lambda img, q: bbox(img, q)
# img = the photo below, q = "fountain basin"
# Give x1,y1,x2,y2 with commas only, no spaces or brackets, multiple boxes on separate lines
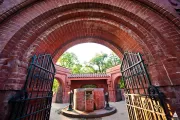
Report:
61,106,116,118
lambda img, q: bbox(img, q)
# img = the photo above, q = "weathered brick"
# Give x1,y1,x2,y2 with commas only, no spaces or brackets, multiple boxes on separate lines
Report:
0,0,180,119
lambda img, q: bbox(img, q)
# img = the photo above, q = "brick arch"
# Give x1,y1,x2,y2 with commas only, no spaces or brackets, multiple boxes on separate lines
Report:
52,37,124,62
0,2,178,66
0,1,179,61
114,76,122,101
17,12,179,88
109,70,122,96
113,75,122,88
23,18,144,62
54,76,66,97
54,77,65,89
0,1,179,28
0,1,180,119
53,77,65,103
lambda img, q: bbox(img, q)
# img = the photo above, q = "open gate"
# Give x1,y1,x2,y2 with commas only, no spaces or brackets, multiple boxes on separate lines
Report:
9,54,56,120
121,52,171,120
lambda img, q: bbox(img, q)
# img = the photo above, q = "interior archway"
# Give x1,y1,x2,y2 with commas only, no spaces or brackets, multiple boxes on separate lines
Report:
114,76,122,102
52,37,124,61
52,78,63,103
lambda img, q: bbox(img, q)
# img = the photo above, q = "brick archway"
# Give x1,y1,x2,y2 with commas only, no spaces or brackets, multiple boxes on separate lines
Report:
114,76,123,101
55,65,71,103
0,0,180,119
52,37,124,62
52,78,63,103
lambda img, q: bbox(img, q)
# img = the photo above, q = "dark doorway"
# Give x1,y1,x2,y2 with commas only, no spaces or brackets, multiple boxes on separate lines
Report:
115,84,122,101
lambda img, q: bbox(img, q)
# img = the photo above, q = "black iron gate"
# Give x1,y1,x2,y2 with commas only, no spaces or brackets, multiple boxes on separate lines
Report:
9,54,56,120
121,52,171,120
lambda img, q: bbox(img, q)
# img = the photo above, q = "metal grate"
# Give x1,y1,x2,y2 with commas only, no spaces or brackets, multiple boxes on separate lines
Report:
9,54,56,120
121,52,171,120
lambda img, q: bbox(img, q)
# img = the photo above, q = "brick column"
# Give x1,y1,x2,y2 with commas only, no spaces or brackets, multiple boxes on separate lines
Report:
63,87,70,103
148,59,180,117
107,78,116,102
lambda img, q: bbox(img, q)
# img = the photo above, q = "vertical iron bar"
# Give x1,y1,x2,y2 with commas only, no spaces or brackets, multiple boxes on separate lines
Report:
138,53,151,86
121,52,170,120
129,53,140,94
9,54,56,120
24,56,36,90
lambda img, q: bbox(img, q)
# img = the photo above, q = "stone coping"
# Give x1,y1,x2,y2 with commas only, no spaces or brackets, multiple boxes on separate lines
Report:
60,106,117,118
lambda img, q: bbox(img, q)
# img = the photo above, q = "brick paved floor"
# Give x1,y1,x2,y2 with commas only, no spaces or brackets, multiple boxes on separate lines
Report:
50,101,129,120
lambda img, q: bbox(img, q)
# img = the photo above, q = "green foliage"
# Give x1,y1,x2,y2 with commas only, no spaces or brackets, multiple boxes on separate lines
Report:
72,64,83,74
80,65,97,73
106,52,121,67
119,78,125,89
57,52,83,74
89,53,108,73
56,51,121,74
57,52,79,68
88,52,121,73
52,79,59,93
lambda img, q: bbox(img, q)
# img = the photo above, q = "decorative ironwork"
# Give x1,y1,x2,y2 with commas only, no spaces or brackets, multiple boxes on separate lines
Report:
121,52,171,120
9,54,56,120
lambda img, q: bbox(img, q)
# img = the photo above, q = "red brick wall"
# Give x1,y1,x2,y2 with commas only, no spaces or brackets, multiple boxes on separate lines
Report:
94,89,105,110
73,88,105,111
74,89,85,111
106,65,122,102
0,0,180,119
85,99,94,112
54,65,71,103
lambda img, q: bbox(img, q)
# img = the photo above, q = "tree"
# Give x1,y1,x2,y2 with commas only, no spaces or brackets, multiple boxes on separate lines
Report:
81,64,97,73
52,79,59,93
119,78,125,89
106,52,121,67
57,52,83,74
56,51,121,74
89,53,108,73
57,52,79,68
72,64,83,74
87,52,121,73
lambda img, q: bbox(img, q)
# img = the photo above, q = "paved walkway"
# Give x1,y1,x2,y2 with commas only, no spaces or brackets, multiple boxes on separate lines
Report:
50,101,129,120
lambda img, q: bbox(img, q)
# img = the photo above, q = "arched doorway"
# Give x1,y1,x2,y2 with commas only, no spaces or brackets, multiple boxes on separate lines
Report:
0,1,180,119
114,76,123,102
52,78,63,103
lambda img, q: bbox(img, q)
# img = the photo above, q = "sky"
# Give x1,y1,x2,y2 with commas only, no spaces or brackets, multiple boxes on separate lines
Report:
65,43,113,63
